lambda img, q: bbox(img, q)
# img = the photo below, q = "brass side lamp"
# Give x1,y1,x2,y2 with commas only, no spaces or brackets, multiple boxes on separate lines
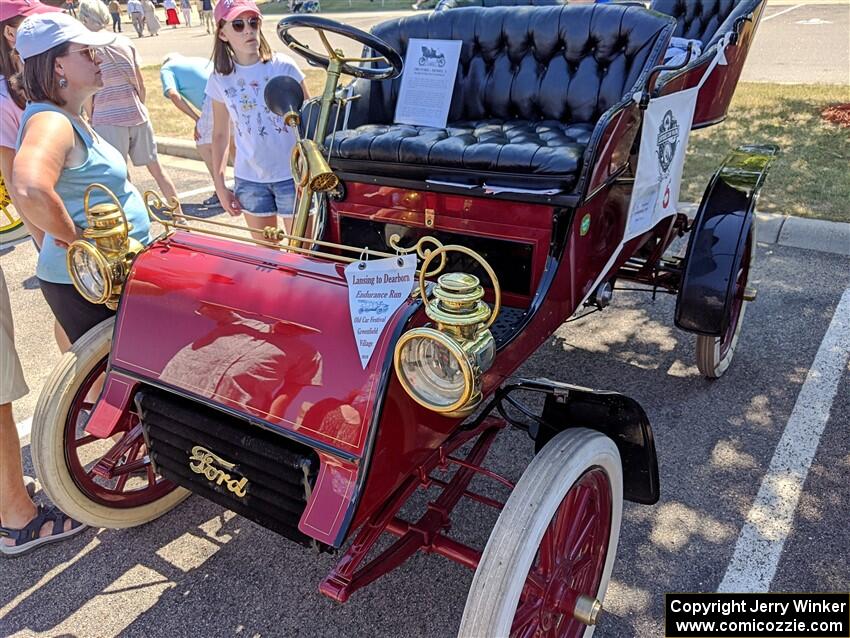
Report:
394,246,501,418
66,184,145,309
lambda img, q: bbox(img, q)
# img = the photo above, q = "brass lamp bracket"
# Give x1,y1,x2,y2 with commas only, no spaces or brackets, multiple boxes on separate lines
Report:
417,245,501,329
143,190,183,226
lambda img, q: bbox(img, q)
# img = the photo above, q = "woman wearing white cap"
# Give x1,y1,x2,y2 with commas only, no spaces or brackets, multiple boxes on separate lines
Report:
12,12,152,344
0,1,95,560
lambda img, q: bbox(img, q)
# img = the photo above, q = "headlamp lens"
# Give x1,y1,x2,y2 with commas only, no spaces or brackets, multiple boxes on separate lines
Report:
69,244,108,303
398,333,468,409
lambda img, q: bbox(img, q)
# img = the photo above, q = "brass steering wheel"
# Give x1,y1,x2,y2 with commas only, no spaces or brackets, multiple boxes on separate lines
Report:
277,15,403,81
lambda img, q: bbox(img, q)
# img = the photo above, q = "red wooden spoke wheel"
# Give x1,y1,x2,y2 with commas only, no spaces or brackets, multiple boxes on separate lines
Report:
32,318,189,528
512,468,612,637
460,429,623,638
63,359,173,508
696,226,755,378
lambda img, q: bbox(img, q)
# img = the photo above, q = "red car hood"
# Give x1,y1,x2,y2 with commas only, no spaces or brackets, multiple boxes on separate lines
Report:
108,231,415,457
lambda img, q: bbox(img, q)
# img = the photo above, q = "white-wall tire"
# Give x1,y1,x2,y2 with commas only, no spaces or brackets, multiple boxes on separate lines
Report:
459,428,623,638
695,225,756,379
32,317,189,528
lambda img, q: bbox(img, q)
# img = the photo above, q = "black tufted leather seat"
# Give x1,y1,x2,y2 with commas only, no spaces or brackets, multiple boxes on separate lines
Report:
650,0,760,47
324,5,674,192
434,0,564,12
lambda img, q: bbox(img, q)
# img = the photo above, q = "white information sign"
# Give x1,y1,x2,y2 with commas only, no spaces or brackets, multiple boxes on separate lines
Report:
394,39,462,129
344,255,417,369
577,33,733,311
624,86,699,241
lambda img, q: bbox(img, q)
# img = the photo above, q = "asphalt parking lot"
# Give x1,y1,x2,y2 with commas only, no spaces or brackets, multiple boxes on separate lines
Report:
1,164,848,635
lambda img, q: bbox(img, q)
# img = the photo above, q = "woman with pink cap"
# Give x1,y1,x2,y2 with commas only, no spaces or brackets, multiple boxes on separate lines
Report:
206,0,309,235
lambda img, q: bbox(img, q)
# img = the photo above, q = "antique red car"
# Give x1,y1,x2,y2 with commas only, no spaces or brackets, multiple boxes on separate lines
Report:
32,2,775,635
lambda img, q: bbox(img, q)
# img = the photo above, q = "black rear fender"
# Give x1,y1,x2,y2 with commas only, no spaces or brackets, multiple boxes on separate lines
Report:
675,144,778,336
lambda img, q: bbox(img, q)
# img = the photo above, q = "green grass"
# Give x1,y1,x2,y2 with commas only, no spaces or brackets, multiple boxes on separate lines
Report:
144,66,850,222
682,82,850,222
257,0,419,14
142,65,327,139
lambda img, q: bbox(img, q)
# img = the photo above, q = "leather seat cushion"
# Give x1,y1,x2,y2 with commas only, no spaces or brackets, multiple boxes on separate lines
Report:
327,119,593,184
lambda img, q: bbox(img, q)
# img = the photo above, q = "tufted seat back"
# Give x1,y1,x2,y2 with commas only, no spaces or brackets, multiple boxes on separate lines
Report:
434,0,564,12
366,5,672,126
650,0,759,47
326,5,674,192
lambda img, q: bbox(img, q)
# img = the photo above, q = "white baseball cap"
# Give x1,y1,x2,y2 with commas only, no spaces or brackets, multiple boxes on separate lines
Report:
15,12,115,61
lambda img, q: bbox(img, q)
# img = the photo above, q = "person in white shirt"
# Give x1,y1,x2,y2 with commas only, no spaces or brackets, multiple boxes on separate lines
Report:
126,0,145,37
206,0,308,234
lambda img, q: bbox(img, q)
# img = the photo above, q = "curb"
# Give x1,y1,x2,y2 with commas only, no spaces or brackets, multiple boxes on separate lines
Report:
157,136,202,163
677,203,849,257
155,137,850,258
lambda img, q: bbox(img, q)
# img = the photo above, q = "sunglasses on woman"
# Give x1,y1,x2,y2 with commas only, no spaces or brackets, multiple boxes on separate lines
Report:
68,46,102,63
231,16,260,32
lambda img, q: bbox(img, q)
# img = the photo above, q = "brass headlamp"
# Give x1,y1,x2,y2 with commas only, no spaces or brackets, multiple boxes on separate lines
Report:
394,245,500,417
66,184,145,309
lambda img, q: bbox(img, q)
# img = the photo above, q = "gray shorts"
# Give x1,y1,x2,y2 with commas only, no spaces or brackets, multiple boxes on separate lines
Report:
0,266,28,404
95,121,158,166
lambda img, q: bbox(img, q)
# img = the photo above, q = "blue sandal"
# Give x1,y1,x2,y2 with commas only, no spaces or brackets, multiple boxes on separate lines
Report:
0,505,88,557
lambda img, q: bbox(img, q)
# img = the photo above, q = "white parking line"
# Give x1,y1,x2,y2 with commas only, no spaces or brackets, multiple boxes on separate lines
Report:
761,4,803,22
175,185,216,199
17,415,32,440
718,288,850,593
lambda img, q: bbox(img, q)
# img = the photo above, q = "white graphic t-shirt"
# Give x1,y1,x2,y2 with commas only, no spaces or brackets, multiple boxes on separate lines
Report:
206,53,305,183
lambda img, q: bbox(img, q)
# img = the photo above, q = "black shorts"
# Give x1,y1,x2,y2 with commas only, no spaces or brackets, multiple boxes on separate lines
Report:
38,279,115,343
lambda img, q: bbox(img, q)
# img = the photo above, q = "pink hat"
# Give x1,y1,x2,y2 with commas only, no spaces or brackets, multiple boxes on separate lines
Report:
213,0,261,24
0,0,60,24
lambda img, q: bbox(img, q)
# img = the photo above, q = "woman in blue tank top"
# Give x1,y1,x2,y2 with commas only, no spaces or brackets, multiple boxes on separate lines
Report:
13,12,151,343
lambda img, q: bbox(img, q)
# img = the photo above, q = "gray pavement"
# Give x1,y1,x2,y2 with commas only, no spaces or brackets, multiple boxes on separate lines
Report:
1,218,848,637
742,3,850,84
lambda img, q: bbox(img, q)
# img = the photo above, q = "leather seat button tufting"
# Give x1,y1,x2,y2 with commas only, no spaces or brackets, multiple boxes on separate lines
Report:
322,4,676,189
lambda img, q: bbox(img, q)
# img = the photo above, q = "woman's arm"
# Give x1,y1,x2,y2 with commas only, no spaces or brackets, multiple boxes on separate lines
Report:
12,112,79,246
0,146,45,249
166,90,200,122
211,99,240,216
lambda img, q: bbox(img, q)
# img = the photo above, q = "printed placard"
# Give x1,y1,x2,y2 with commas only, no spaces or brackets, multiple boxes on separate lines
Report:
394,38,462,129
624,86,699,241
344,255,417,369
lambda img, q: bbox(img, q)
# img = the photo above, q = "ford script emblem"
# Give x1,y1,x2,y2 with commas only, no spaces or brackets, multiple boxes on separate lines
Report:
188,445,249,498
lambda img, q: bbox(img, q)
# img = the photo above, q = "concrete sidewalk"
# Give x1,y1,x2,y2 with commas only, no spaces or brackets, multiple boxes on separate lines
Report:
156,136,850,258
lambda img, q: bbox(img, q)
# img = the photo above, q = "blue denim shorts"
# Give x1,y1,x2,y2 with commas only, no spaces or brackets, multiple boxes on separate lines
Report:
234,177,296,217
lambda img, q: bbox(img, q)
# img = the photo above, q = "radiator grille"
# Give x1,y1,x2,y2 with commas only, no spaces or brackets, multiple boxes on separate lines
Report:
137,389,318,546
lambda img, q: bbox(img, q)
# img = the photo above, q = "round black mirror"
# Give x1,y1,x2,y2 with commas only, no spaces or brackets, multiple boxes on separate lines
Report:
264,75,306,117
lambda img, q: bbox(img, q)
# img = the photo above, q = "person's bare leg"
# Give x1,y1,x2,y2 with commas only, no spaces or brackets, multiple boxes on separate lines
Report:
197,143,215,178
0,403,36,531
145,160,179,202
243,213,277,237
54,320,70,354
0,404,75,544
